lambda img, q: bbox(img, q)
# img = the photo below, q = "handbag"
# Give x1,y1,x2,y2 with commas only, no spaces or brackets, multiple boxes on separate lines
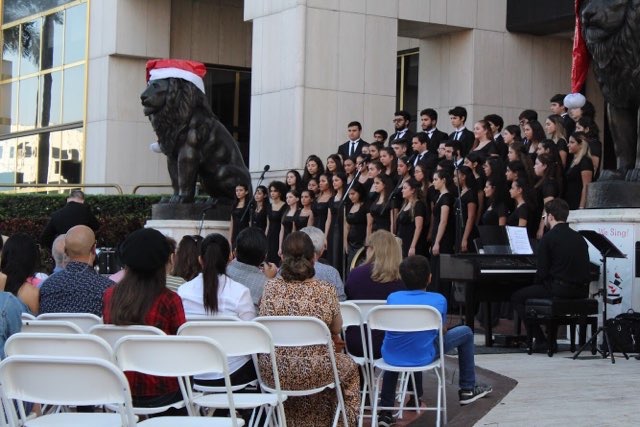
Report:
604,310,640,353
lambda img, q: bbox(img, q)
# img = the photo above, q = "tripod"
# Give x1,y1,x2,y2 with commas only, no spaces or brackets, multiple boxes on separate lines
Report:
573,230,627,363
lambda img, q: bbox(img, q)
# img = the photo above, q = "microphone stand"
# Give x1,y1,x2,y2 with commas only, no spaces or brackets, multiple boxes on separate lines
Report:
197,201,218,236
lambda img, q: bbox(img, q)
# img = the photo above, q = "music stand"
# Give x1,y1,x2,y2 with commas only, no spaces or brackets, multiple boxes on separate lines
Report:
573,230,627,363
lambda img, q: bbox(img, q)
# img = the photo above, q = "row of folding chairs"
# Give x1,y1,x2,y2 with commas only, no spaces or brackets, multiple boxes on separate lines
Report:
2,316,352,427
339,300,447,427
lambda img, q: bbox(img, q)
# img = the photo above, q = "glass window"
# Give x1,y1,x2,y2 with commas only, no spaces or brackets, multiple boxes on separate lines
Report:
42,12,65,70
3,0,74,24
60,127,82,183
18,76,39,131
396,51,419,133
19,19,41,76
40,71,62,127
0,138,16,186
16,136,37,184
64,3,86,64
62,65,83,123
0,82,19,135
2,27,20,80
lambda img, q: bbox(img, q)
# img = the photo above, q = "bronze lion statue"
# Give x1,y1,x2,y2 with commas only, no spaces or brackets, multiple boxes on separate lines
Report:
581,0,640,179
140,76,252,203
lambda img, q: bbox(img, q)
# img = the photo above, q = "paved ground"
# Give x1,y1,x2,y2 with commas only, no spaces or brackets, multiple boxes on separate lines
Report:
474,350,640,426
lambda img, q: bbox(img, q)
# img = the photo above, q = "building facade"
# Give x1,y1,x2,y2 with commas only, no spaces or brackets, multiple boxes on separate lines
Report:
1,0,602,193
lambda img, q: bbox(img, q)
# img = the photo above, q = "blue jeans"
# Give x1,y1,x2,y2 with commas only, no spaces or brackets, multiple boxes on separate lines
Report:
379,325,476,406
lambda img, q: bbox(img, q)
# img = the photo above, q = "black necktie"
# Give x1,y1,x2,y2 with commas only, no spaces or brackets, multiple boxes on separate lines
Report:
455,131,461,141
350,142,356,156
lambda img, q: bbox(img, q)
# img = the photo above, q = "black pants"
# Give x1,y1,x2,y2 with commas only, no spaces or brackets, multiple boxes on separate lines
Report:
511,282,588,340
193,359,257,388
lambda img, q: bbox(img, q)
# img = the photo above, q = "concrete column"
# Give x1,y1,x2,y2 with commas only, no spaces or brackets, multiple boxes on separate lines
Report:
245,0,398,172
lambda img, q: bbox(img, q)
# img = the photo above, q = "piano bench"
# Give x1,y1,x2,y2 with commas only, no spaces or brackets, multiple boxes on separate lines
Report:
525,298,598,357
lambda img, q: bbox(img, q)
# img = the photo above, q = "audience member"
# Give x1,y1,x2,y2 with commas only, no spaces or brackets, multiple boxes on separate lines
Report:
345,230,405,358
178,233,256,387
40,189,99,250
164,236,185,292
259,231,360,426
227,227,278,309
51,234,67,273
103,227,187,414
0,233,42,314
0,291,25,358
376,255,492,425
39,225,114,315
173,234,203,281
300,226,346,301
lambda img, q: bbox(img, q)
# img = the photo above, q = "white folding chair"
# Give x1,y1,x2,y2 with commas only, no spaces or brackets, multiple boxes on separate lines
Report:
114,335,244,427
88,324,165,349
348,300,386,321
256,316,349,427
0,355,137,426
20,313,35,321
339,302,371,427
178,321,287,427
185,314,240,322
5,332,112,361
367,305,447,427
21,319,83,334
37,313,103,333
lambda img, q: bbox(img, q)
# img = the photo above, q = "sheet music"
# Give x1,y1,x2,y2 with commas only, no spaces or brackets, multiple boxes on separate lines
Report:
506,226,533,255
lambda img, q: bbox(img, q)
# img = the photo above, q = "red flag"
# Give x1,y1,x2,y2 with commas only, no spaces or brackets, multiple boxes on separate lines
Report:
571,0,590,93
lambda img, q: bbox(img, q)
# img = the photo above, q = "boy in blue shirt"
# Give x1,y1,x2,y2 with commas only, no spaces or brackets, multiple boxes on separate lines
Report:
377,255,492,426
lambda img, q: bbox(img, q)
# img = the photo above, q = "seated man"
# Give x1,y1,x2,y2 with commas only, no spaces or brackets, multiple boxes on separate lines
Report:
39,225,114,315
300,226,346,301
377,255,491,426
511,198,591,350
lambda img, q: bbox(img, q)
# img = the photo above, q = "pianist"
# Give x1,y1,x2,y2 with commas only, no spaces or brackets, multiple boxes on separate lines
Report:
511,198,590,349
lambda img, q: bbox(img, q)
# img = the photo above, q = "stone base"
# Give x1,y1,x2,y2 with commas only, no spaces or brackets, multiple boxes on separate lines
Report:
145,219,230,243
587,181,640,208
151,202,233,221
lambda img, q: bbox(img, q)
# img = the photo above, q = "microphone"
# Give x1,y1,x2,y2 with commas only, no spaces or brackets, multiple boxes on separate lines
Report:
259,164,270,180
360,154,371,164
201,199,219,213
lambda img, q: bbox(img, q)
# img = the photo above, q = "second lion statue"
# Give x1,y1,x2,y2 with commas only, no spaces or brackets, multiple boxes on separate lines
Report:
140,59,252,203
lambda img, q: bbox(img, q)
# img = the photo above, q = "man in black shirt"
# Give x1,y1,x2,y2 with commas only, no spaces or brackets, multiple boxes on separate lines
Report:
511,198,591,347
41,190,99,249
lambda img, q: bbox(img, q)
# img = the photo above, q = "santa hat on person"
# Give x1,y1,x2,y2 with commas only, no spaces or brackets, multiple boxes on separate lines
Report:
145,59,207,94
565,0,589,109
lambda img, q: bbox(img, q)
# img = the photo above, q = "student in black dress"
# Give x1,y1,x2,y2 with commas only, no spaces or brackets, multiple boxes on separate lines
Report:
265,180,288,264
250,185,268,232
544,115,569,168
294,189,314,231
430,169,456,296
455,166,479,253
507,143,536,184
306,177,320,197
507,177,537,239
480,176,507,226
328,173,348,269
534,153,563,239
366,174,394,240
464,152,486,218
470,120,497,158
301,155,325,186
325,154,345,178
279,189,300,258
564,132,594,210
285,170,303,193
379,147,398,183
229,183,250,249
344,182,368,270
356,154,372,191
343,156,357,184
522,120,546,163
501,124,522,147
575,116,602,178
396,178,428,257
312,173,333,239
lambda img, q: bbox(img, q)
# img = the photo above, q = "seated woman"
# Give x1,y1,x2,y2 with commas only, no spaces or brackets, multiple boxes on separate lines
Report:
259,232,360,427
345,230,405,359
103,228,186,414
178,233,256,387
173,234,203,282
0,233,41,314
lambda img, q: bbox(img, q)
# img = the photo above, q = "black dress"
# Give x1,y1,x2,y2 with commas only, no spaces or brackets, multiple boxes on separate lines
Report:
564,157,593,210
327,197,344,272
230,204,250,248
266,203,287,264
251,205,268,232
368,200,391,232
281,210,296,243
459,189,479,252
396,200,428,257
480,202,506,226
430,192,455,254
312,198,331,234
293,209,311,231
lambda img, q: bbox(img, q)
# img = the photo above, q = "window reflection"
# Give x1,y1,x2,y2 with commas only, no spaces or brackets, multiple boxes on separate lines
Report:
64,3,86,64
63,65,83,123
18,77,39,131
19,19,41,76
0,82,19,135
2,27,20,79
42,12,64,70
0,139,16,187
40,71,62,127
3,0,75,24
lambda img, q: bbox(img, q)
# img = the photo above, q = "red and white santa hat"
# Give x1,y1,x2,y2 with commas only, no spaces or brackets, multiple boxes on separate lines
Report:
145,59,207,93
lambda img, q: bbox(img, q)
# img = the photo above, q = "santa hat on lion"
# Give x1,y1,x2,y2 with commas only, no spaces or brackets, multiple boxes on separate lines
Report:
564,0,588,109
145,59,207,94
